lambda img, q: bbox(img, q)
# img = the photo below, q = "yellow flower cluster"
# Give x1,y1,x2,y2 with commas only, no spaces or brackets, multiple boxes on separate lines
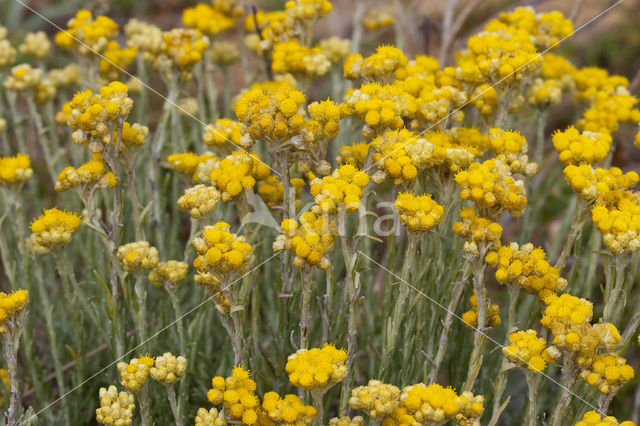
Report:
207,366,261,425
491,7,573,49
0,153,33,185
563,165,639,203
456,20,541,86
305,99,345,145
48,64,82,89
193,222,253,277
117,355,155,393
273,213,335,270
148,260,188,287
285,343,348,390
235,81,307,145
309,164,370,214
592,195,640,253
182,3,235,36
361,7,394,30
398,383,484,425
319,37,350,64
578,91,640,137
118,122,149,160
502,329,561,373
485,243,567,299
257,176,303,208
204,119,247,151
195,407,227,426
95,385,135,426
541,294,621,365
330,416,364,426
3,63,42,91
262,391,317,425
124,19,162,62
258,0,332,45
552,126,611,165
0,290,29,333
575,410,635,426
371,129,420,185
209,151,271,201
336,142,370,167
167,152,216,181
348,380,400,420
344,83,415,138
580,353,634,394
54,9,119,54
100,41,137,80
64,81,134,151
55,157,117,193
177,184,221,218
488,128,538,176
344,45,408,82
470,83,498,115
19,31,51,58
158,29,208,74
149,352,187,385
29,208,82,250
194,272,231,313
394,192,445,232
272,40,330,77
462,292,501,329
527,78,561,108
117,241,159,273
452,207,503,255
455,158,527,217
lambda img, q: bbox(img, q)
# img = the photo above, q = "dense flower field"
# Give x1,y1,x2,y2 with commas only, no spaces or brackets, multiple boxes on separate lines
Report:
0,0,639,425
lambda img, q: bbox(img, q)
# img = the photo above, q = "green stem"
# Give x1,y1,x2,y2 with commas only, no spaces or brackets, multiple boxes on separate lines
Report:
379,233,418,380
463,256,487,392
603,253,627,323
550,355,577,426
134,274,148,350
525,372,538,426
300,268,313,350
166,385,183,426
3,314,25,426
136,386,151,426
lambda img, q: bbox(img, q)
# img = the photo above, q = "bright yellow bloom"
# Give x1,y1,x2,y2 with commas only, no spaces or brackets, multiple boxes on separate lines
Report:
177,184,221,218
262,391,317,425
150,352,187,385
0,289,29,333
95,385,135,426
395,192,445,232
207,366,261,425
0,153,33,185
148,261,188,287
575,410,635,426
117,355,155,393
117,241,159,273
349,380,400,420
285,343,348,390
30,208,82,250
273,212,335,270
193,222,253,277
503,329,561,373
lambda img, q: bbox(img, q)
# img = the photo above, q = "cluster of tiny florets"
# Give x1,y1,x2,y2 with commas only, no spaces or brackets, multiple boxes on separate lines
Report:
285,343,348,390
394,192,445,232
117,241,159,273
117,355,155,393
95,385,135,426
149,352,187,385
273,212,335,270
193,222,254,277
502,329,560,373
